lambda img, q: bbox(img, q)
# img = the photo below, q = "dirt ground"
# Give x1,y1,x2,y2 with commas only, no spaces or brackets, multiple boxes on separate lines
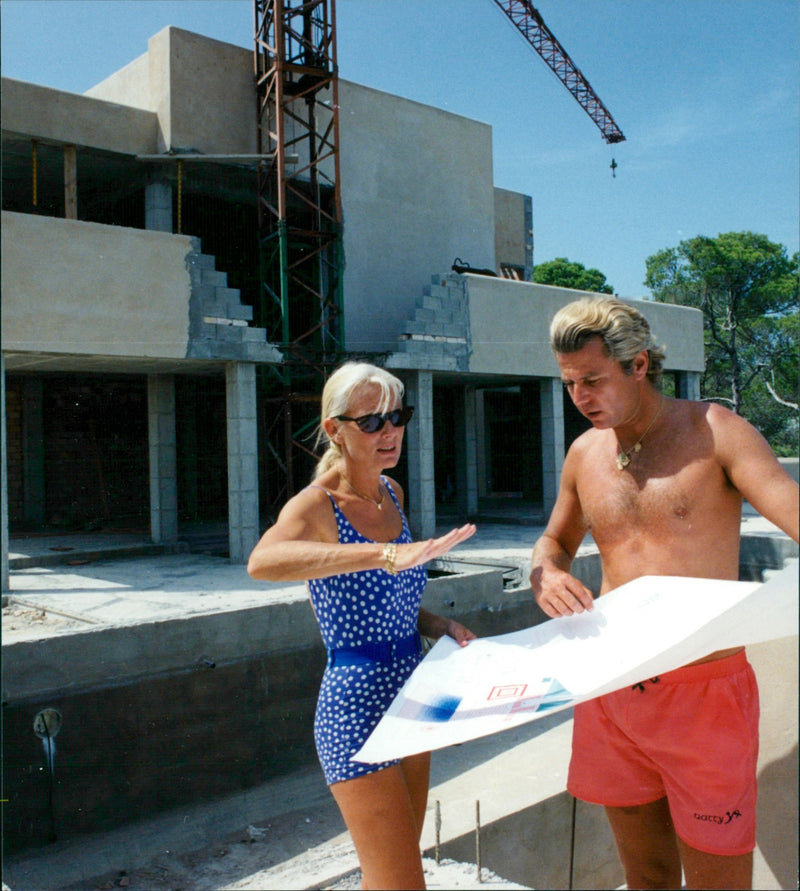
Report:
2,599,88,639
6,794,529,891
51,810,529,891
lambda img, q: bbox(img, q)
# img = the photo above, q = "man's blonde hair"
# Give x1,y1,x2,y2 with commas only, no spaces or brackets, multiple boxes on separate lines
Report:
313,362,405,478
550,297,666,384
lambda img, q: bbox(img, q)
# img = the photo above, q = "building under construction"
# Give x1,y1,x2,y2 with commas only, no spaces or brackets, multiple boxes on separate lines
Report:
1,15,705,583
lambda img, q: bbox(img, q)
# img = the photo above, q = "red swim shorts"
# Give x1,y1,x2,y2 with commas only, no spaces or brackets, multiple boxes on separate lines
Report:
568,650,759,856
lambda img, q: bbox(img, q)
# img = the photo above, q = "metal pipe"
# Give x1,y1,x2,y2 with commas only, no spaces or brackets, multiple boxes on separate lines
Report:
435,799,441,864
136,153,298,163
476,799,482,883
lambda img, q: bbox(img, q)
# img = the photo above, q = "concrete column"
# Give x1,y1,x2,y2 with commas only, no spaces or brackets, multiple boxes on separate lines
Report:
1,355,9,593
476,390,488,498
405,370,435,539
21,378,45,526
64,145,77,220
463,386,479,516
676,371,701,401
147,374,178,544
145,177,173,233
540,378,565,513
226,362,259,564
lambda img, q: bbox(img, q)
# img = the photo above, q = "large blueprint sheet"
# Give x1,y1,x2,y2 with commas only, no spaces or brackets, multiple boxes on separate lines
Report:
356,562,798,763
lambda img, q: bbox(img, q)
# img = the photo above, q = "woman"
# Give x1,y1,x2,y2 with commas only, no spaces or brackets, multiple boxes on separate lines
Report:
247,362,476,889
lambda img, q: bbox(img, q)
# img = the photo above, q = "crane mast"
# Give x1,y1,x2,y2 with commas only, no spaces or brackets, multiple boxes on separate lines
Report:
492,0,625,144
253,0,343,508
253,0,343,363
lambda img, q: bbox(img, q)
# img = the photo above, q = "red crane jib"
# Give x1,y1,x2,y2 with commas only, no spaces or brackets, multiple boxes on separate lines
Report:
492,0,626,144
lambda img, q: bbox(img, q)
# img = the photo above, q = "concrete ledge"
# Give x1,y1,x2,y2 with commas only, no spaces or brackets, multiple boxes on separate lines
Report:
4,635,794,890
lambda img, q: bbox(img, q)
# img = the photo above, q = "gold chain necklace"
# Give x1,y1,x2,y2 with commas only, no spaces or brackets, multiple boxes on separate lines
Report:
342,475,385,510
616,398,664,470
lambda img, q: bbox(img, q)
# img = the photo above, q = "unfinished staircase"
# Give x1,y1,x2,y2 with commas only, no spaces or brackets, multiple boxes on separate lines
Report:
185,239,281,364
396,273,471,371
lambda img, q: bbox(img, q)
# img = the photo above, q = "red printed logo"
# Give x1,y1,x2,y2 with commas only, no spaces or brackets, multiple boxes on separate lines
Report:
487,684,528,701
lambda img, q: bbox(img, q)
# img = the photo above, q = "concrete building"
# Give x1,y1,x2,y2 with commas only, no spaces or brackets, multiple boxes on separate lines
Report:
1,26,705,589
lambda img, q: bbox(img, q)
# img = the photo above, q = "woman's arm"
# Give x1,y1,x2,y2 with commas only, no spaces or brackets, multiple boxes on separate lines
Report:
247,487,478,583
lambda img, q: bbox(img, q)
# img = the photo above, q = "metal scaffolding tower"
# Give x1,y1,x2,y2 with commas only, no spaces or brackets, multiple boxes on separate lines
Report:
253,0,344,510
492,0,626,144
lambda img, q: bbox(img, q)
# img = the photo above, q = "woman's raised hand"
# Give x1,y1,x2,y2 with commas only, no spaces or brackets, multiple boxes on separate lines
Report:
394,524,476,572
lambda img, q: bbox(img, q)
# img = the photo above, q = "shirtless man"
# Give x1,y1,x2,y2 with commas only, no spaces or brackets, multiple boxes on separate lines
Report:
530,297,799,890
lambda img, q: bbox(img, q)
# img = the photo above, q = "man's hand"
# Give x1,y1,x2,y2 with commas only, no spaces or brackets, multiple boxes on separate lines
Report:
530,564,595,618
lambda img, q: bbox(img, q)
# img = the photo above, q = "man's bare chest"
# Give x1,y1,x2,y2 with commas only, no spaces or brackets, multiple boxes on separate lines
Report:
577,451,730,537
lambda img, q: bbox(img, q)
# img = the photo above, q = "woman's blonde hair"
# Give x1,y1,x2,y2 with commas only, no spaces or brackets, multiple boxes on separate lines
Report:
313,362,405,478
550,297,666,384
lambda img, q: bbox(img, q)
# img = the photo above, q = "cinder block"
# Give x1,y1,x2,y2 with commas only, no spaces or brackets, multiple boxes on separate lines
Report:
427,284,450,300
215,287,240,303
226,304,254,322
403,320,429,336
201,269,228,287
241,327,266,342
193,284,217,304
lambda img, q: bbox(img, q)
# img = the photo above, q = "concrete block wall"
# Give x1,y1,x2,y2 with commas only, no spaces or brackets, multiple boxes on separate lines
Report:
184,242,279,364
396,274,471,370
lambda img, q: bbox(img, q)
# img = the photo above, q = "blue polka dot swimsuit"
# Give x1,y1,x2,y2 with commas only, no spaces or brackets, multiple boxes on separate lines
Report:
307,478,428,784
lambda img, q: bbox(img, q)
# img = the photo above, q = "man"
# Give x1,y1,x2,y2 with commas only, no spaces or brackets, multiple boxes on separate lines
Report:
530,297,798,890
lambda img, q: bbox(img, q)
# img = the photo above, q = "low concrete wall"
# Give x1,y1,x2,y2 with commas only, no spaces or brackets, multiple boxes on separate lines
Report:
3,538,795,856
2,566,533,854
779,457,799,483
465,276,706,377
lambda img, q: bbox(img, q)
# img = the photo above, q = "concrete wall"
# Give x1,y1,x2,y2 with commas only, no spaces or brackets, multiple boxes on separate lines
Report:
1,77,158,155
4,545,795,857
84,51,151,110
494,187,530,272
338,81,496,353
85,28,258,155
1,211,194,361
47,27,505,358
464,275,706,376
1,567,529,853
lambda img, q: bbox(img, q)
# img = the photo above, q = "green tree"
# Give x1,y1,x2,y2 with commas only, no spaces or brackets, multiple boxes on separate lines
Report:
533,257,613,294
645,232,799,454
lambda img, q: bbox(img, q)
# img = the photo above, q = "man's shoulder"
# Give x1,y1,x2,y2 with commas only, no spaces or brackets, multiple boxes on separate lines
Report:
564,426,606,469
677,398,750,433
567,425,604,452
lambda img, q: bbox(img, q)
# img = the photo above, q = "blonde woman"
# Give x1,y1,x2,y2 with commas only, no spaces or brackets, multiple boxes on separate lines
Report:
248,362,476,889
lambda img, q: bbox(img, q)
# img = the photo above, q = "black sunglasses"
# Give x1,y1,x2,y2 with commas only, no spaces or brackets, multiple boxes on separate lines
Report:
336,406,414,434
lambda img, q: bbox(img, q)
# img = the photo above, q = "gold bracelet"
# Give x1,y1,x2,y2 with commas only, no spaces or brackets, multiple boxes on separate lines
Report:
382,542,399,575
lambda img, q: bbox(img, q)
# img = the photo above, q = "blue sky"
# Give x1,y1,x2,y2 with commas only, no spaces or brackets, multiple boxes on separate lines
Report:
2,0,798,299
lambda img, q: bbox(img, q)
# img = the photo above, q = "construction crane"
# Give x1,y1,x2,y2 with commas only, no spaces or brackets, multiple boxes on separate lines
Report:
491,0,625,144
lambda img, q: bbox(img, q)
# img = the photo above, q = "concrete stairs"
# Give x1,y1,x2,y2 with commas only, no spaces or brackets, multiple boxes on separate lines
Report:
185,240,281,363
396,273,470,370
